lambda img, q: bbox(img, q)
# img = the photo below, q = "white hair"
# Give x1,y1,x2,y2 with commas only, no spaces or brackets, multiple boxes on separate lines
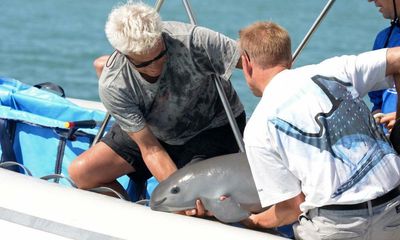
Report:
105,1,162,55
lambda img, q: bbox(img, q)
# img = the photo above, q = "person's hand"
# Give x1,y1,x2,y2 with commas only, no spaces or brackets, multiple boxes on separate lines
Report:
175,199,213,217
372,109,382,116
240,213,259,229
175,196,232,218
375,112,397,132
373,112,384,123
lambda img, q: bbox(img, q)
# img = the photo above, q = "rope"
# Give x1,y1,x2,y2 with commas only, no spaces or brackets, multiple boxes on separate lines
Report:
0,161,33,176
0,161,157,205
87,186,126,200
135,199,150,206
40,174,77,188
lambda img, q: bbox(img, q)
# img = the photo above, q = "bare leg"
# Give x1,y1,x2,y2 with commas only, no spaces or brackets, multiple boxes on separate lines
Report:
68,142,135,199
93,55,110,78
71,55,129,198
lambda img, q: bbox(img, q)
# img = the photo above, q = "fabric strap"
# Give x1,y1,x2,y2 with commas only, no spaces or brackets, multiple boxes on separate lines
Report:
0,119,23,173
0,119,17,164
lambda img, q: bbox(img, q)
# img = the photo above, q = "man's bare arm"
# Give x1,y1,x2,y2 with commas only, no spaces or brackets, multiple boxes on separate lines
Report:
128,126,177,182
385,47,400,76
241,192,305,229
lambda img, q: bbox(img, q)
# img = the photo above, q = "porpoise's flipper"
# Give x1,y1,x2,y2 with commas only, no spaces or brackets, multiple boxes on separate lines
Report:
201,196,250,223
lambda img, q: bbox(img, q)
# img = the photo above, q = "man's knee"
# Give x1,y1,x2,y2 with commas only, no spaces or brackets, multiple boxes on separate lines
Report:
68,142,136,189
68,157,94,189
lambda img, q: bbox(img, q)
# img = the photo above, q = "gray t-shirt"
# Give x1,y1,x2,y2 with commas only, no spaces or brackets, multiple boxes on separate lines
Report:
99,21,244,145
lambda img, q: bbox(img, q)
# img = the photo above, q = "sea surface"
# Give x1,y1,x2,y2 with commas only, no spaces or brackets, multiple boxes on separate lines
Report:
0,0,387,115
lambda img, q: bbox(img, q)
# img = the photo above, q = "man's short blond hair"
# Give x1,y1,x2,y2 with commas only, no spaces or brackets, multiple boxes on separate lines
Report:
105,1,162,55
239,21,292,68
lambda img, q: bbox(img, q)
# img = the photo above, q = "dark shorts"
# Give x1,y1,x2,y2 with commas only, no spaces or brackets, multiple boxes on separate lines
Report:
101,111,246,183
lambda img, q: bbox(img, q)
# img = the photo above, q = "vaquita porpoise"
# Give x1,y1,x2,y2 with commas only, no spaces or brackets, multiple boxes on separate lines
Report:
150,152,266,223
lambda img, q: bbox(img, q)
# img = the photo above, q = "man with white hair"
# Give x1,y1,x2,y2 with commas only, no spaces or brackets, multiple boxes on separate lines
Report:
68,1,245,210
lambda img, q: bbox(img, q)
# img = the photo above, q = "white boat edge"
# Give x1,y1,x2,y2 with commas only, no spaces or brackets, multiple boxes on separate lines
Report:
0,168,289,240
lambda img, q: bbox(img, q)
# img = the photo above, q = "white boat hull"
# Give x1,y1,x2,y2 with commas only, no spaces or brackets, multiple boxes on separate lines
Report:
0,168,289,240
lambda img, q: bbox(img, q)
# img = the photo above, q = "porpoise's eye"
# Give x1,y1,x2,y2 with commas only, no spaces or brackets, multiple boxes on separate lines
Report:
170,186,180,194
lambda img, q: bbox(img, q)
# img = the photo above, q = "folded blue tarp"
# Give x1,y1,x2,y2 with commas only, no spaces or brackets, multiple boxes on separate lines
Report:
0,76,105,134
0,76,158,201
0,77,132,186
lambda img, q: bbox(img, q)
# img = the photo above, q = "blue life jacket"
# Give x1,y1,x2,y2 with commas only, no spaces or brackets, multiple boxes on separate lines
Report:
368,25,400,113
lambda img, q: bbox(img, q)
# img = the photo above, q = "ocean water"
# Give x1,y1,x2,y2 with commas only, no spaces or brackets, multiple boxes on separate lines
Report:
0,0,387,115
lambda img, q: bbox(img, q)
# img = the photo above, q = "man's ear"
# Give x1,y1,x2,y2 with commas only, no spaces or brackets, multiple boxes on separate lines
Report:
241,55,252,77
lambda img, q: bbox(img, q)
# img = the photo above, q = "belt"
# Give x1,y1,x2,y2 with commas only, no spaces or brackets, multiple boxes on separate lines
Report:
320,186,400,211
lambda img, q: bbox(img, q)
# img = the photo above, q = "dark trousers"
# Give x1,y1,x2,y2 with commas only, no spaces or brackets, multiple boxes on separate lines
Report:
102,111,246,184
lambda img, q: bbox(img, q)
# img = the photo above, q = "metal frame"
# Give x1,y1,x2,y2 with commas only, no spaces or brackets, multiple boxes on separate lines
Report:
183,0,246,152
292,0,336,63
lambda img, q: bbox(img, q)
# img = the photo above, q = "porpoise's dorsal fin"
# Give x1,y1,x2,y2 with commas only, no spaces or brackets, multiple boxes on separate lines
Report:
201,196,250,223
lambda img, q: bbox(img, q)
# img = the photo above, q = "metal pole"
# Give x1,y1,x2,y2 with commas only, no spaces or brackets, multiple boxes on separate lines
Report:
292,0,336,63
214,76,246,152
182,0,246,152
92,0,167,147
92,113,111,145
183,0,198,25
154,0,165,12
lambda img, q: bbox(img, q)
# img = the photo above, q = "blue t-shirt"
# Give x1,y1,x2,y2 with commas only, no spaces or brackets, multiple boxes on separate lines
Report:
368,25,400,113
